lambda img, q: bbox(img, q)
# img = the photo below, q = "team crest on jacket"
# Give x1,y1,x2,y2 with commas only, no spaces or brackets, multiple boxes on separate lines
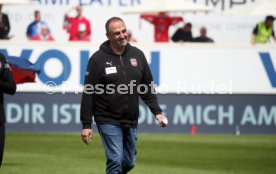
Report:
130,58,138,67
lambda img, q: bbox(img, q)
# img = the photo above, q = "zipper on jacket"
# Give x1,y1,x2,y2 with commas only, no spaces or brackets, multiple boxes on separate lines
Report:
120,55,127,81
120,55,128,111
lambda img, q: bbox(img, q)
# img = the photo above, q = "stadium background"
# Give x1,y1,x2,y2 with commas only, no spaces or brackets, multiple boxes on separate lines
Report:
1,1,276,174
1,0,275,134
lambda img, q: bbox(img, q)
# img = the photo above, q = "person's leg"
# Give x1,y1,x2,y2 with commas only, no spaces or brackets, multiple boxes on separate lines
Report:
97,124,123,174
0,123,5,168
122,127,137,174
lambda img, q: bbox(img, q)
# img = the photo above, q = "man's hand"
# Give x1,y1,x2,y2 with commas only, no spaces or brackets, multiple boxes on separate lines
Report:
155,114,168,127
81,128,93,145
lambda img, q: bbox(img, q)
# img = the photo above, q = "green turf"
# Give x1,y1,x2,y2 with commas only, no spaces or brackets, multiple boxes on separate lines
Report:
1,133,276,174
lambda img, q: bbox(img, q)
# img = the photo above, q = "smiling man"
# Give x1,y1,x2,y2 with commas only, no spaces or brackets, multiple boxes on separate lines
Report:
80,17,168,174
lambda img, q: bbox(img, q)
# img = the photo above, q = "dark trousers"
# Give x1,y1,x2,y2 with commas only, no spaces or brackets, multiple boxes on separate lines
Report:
0,123,5,168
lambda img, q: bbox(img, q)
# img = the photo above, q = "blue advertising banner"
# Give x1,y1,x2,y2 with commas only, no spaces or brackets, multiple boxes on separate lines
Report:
4,93,276,134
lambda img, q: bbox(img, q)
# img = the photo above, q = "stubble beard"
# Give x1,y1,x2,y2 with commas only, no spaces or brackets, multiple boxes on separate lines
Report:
115,39,128,48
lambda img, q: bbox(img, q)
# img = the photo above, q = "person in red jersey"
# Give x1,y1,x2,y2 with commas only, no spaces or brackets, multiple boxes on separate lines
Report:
140,12,183,42
63,6,91,41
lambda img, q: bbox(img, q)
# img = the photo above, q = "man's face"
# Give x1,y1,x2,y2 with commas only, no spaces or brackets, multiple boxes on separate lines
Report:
265,20,274,28
107,20,128,48
200,27,207,37
41,27,49,36
35,11,41,22
76,6,83,17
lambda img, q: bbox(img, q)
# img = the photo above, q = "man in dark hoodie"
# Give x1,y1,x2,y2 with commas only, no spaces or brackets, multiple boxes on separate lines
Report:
0,53,16,167
80,17,168,174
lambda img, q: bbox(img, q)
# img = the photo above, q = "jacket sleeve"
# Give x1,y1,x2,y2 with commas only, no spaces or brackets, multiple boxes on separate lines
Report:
0,55,16,95
139,53,162,116
80,55,99,129
140,14,155,24
26,24,32,38
86,19,91,36
171,29,181,42
252,24,258,35
4,14,10,36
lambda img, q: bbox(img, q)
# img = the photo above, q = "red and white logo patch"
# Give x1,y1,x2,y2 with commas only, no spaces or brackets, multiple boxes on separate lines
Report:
130,58,138,67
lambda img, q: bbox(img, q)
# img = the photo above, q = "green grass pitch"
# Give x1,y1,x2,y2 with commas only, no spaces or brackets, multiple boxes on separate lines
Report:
1,133,276,174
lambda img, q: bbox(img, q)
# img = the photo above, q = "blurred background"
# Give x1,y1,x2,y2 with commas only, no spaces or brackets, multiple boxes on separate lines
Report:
0,0,276,173
1,0,275,134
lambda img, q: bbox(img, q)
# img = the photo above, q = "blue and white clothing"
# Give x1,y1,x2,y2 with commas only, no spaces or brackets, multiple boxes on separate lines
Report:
26,21,50,38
